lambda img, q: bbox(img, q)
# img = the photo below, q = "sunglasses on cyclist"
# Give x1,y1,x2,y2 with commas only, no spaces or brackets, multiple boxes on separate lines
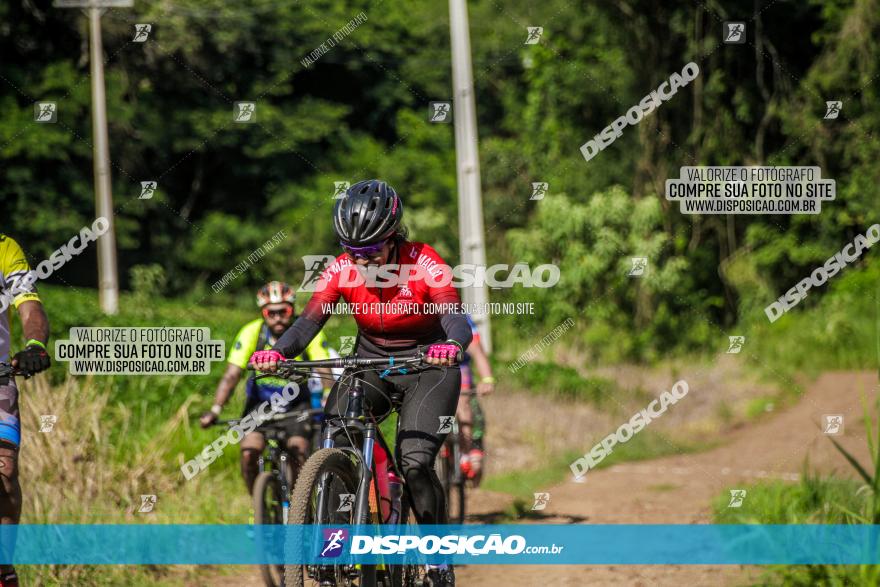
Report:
341,239,388,259
262,306,294,320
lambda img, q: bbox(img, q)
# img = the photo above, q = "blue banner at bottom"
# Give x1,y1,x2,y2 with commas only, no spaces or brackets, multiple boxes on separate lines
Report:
0,524,879,565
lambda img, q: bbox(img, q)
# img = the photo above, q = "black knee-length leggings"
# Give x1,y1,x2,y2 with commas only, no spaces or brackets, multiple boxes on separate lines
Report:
324,365,460,524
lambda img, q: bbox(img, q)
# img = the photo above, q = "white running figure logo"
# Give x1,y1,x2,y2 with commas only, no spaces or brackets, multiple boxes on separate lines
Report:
824,101,842,120
725,23,744,42
727,489,746,508
321,529,346,557
726,336,745,354
823,415,843,435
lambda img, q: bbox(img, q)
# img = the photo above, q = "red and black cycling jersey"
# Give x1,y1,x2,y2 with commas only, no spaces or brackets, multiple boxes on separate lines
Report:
274,241,472,358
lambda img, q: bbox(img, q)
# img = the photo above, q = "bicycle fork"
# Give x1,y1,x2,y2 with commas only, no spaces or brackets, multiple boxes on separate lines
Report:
278,451,291,524
315,379,376,525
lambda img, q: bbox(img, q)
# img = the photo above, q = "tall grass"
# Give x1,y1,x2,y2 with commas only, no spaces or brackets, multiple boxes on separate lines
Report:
713,472,880,586
713,397,880,586
827,395,880,523
18,375,197,585
12,285,338,585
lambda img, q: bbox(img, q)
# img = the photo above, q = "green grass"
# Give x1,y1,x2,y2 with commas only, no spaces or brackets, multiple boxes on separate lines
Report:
745,395,778,419
13,285,361,585
648,483,678,492
483,431,705,503
712,473,880,585
482,450,583,498
34,284,359,466
738,256,880,382
504,362,620,407
713,475,864,525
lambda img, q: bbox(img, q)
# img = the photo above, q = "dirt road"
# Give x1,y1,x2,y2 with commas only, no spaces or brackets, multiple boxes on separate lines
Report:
457,370,876,586
201,370,876,586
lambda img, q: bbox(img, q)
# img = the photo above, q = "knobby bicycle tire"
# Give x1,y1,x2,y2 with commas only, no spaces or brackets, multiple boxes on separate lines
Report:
254,470,284,587
284,448,367,587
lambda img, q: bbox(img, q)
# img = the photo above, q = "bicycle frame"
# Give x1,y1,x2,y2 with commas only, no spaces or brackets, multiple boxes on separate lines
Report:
260,435,293,523
218,409,321,524
274,354,424,527
317,376,405,527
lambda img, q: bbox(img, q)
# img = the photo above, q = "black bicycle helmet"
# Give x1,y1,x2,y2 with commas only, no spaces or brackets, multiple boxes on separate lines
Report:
333,179,403,246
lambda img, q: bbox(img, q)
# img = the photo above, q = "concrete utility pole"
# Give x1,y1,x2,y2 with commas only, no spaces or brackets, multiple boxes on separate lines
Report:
55,0,128,314
449,0,491,351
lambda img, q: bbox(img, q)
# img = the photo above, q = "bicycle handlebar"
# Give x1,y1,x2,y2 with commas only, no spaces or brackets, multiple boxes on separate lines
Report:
214,407,324,427
271,350,427,371
0,363,29,379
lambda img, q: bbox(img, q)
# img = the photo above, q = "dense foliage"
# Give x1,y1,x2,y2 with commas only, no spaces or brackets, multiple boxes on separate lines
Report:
2,0,877,361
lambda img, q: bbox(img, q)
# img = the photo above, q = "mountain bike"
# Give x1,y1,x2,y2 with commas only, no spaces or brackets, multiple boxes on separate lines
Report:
215,407,322,587
271,352,432,587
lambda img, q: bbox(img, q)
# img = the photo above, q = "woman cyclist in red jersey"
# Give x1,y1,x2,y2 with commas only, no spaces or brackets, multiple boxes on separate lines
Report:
251,179,469,587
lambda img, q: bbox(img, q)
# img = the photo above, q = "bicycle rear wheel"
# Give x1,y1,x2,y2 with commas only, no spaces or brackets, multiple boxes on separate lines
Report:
434,440,465,524
285,448,366,587
254,471,284,587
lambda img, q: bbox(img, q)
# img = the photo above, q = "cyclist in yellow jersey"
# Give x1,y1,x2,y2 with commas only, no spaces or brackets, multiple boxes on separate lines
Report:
200,281,332,494
0,235,51,587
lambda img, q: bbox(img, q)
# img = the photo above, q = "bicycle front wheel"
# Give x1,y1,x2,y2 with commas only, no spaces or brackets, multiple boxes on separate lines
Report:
284,448,364,587
254,471,284,587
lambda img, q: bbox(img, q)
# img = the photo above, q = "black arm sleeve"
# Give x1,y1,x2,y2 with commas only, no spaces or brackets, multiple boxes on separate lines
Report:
272,315,325,358
440,310,472,350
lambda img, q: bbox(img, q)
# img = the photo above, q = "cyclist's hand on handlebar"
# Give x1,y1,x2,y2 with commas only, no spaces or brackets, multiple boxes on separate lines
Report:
250,350,283,372
12,343,50,375
199,411,218,428
425,342,461,367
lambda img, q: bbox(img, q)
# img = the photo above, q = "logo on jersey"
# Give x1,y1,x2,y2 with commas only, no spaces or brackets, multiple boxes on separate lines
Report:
398,285,413,298
319,528,348,558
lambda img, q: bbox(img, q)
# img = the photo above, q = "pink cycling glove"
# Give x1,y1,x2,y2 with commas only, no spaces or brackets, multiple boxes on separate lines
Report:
250,350,283,367
426,342,462,362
